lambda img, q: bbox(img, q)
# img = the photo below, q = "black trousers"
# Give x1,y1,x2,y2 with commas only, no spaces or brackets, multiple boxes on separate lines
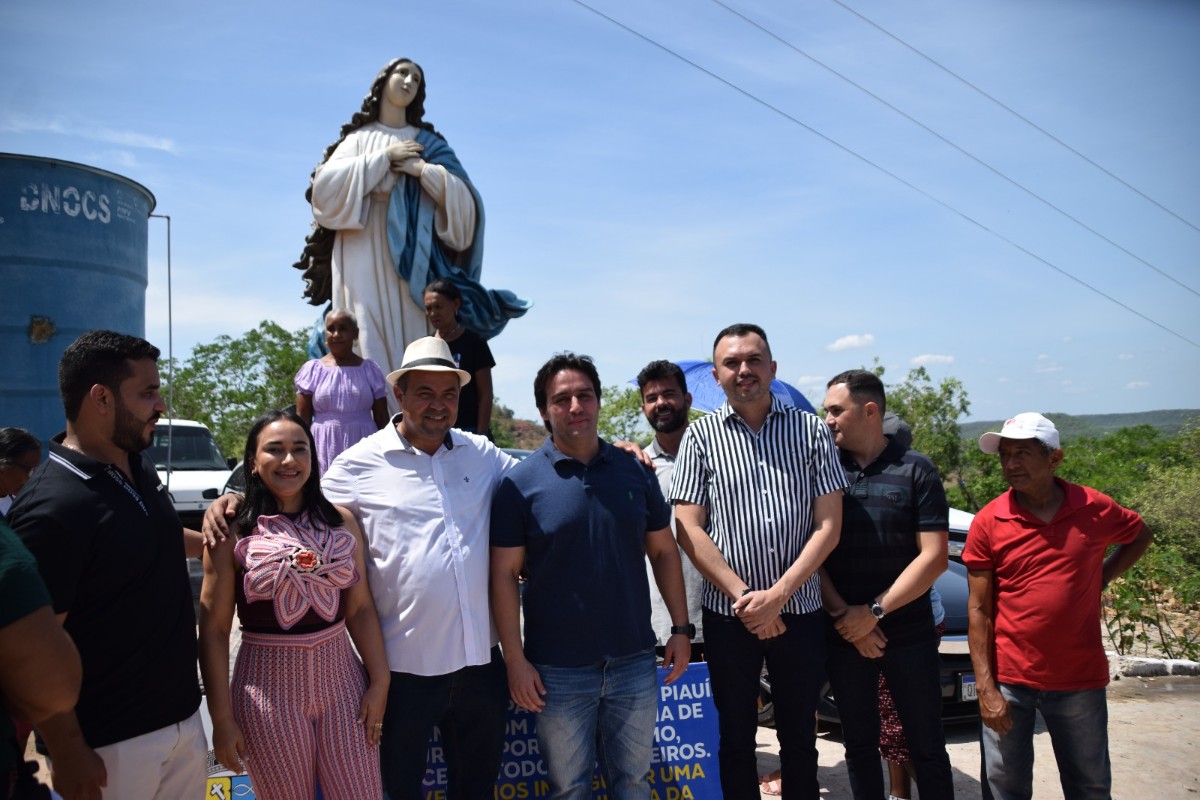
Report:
380,646,509,800
703,609,826,800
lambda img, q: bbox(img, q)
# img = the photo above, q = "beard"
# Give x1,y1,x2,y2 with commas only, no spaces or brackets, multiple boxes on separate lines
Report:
112,397,157,453
648,406,688,435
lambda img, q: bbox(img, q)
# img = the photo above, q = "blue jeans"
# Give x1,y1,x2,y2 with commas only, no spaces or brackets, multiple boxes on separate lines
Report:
704,609,826,800
534,649,658,800
981,683,1110,800
380,646,509,800
826,638,953,800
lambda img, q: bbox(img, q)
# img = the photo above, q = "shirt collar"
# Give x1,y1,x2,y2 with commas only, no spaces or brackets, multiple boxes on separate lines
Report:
716,395,789,429
644,436,675,462
839,435,906,471
383,413,455,455
995,477,1087,523
541,436,613,468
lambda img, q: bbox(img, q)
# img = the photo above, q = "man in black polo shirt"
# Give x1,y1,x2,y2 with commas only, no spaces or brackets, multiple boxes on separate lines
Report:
819,369,953,800
9,330,206,799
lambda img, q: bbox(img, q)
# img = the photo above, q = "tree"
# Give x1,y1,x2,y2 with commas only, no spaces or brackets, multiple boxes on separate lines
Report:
1056,425,1179,506
1130,423,1200,567
862,362,974,503
597,385,650,445
165,321,310,458
884,366,971,484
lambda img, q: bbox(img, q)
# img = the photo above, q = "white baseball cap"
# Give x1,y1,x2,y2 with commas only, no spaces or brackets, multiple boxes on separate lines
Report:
978,412,1060,454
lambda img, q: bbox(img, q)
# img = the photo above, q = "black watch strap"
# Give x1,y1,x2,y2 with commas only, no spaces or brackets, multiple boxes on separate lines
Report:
670,623,697,640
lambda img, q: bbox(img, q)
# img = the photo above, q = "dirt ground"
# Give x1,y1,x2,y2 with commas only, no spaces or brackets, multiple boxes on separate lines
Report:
26,672,1195,798
754,675,1200,799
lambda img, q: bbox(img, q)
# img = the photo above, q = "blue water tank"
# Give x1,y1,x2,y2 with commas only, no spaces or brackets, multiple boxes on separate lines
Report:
0,153,157,446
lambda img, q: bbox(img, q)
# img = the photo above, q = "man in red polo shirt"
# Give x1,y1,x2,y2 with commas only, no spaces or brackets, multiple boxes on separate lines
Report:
964,412,1153,800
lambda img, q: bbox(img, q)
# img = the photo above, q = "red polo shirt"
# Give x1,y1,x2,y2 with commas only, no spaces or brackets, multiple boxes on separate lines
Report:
963,479,1144,691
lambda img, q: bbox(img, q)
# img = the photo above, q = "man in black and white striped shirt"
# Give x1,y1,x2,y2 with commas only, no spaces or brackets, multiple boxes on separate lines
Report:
674,323,847,800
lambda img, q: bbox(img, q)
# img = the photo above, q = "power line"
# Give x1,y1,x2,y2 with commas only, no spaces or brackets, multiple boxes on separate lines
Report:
827,0,1200,237
707,0,1200,299
567,0,1200,350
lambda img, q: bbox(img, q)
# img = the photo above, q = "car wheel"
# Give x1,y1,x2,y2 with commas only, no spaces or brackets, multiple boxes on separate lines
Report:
759,667,842,729
758,667,775,727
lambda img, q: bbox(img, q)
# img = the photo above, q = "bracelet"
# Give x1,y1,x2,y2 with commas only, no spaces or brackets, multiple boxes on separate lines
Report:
741,588,753,597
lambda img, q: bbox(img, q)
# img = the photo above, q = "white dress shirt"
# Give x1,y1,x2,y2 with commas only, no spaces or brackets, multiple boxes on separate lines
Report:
322,419,517,676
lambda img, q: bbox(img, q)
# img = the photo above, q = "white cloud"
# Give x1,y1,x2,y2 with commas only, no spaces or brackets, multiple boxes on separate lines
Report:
1125,381,1150,390
0,114,178,154
1034,363,1063,374
1062,336,1073,342
826,333,874,352
911,354,955,366
1118,354,1135,361
1037,354,1051,361
997,377,1009,384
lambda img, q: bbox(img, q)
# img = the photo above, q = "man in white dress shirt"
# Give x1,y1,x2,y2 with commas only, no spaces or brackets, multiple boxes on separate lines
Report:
206,336,516,800
322,337,516,800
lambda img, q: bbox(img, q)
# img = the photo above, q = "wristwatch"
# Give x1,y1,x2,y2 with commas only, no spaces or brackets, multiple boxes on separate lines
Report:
870,602,886,620
670,623,697,640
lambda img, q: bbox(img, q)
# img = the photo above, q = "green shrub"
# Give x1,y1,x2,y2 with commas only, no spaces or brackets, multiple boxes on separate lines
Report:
1104,542,1200,661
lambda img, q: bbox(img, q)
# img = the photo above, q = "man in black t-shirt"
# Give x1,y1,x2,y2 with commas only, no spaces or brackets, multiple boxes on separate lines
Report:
819,370,953,800
9,331,206,800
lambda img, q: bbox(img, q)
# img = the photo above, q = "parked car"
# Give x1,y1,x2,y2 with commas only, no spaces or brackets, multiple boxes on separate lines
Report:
947,507,974,563
758,509,979,727
149,419,232,531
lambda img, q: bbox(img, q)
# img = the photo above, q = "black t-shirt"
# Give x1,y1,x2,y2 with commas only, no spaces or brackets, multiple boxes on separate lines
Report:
445,330,495,434
8,440,201,748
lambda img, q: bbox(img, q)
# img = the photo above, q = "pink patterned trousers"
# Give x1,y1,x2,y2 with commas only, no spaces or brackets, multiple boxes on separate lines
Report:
232,621,382,799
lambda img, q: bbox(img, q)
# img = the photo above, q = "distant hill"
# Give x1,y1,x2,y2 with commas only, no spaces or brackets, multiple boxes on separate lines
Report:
960,409,1199,443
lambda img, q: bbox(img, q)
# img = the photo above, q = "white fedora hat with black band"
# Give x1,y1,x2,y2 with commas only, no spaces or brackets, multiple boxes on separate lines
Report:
385,336,472,387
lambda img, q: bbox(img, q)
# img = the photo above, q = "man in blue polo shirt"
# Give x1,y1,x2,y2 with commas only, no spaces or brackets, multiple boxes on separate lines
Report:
820,369,952,800
490,352,692,800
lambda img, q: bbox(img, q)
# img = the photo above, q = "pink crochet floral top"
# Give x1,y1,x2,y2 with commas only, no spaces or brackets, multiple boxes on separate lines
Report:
233,512,360,633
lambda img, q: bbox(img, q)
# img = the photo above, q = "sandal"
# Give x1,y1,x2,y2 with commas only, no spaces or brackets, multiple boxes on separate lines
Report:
759,769,782,796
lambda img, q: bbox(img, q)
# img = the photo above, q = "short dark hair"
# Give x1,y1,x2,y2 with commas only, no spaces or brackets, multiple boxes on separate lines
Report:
534,353,601,433
636,360,687,396
58,330,160,422
827,369,887,414
236,409,343,533
712,323,771,359
423,278,462,303
0,427,41,466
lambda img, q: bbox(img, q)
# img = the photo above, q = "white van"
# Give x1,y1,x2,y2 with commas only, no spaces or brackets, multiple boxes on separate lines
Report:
149,419,232,529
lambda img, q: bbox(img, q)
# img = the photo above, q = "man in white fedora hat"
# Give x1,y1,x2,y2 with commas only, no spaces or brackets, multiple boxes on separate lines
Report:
207,335,517,800
964,412,1153,800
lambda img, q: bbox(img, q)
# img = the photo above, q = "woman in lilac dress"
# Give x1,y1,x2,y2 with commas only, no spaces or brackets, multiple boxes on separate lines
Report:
295,310,389,475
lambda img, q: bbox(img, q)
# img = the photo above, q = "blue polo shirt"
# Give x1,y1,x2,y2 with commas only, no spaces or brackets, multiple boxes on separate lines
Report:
491,438,670,666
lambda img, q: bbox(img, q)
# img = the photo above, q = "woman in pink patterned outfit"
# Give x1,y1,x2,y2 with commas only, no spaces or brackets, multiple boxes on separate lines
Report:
199,410,389,799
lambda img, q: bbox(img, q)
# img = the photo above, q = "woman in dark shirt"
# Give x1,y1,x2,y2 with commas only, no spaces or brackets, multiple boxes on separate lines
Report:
423,279,496,437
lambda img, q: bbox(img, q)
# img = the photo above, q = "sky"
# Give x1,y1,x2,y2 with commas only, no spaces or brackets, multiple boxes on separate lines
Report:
2,0,1198,425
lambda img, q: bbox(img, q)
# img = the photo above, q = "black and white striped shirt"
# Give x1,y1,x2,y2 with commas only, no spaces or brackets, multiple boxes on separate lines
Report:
671,397,849,616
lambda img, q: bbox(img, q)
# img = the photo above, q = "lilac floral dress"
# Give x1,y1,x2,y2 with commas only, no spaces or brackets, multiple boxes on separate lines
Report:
294,359,387,475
